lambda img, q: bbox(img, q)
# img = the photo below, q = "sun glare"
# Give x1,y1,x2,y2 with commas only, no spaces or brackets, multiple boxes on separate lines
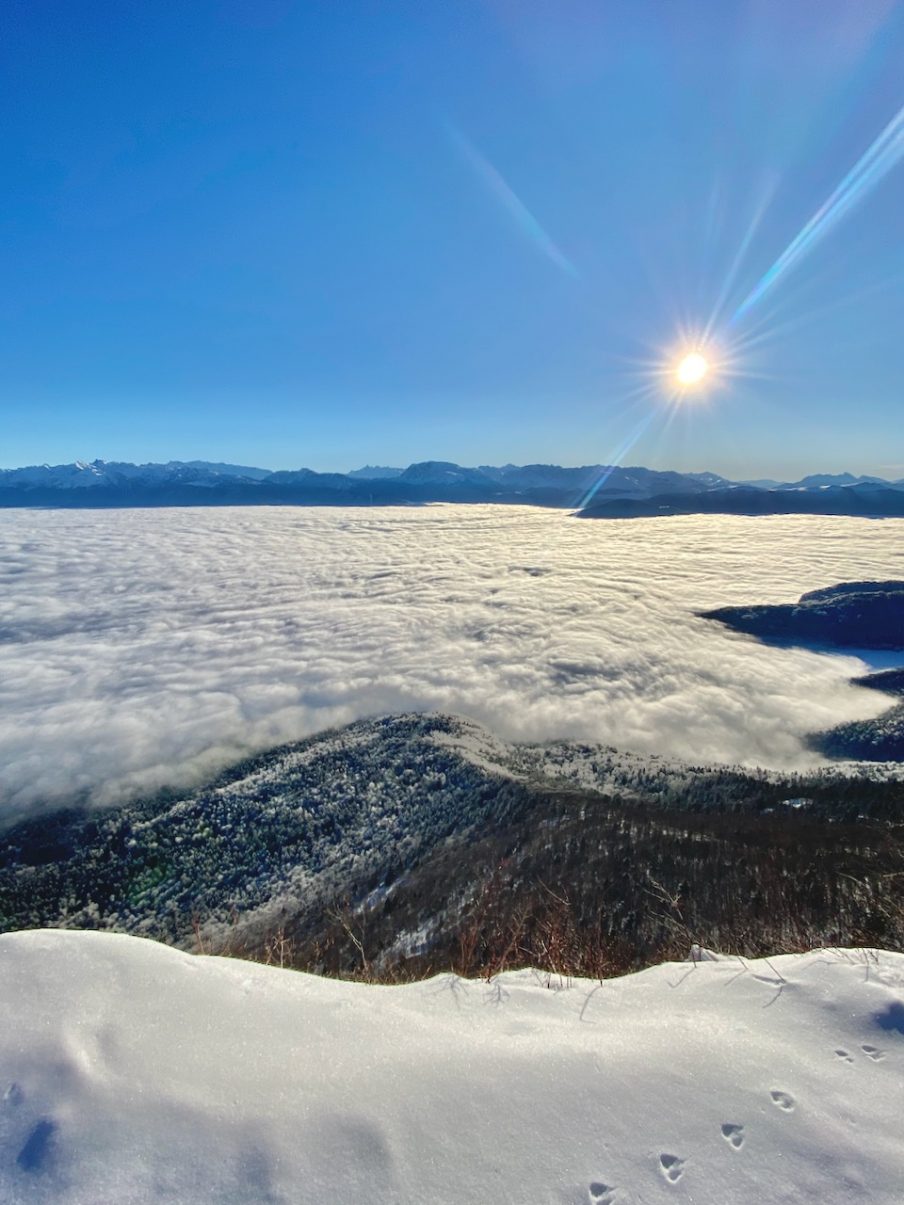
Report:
676,351,709,387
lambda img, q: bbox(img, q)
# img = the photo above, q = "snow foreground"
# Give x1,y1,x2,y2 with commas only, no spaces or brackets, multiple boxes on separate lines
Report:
1,934,902,1204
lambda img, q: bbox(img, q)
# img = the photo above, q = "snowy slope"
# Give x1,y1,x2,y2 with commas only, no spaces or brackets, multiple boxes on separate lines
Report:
0,459,270,488
1,932,902,1203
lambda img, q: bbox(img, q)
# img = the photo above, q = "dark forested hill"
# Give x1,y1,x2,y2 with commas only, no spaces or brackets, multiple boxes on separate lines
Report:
700,582,904,762
2,714,901,979
701,581,904,650
577,486,904,519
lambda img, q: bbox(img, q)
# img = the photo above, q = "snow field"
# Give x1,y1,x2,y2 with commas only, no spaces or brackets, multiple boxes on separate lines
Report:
0,931,902,1203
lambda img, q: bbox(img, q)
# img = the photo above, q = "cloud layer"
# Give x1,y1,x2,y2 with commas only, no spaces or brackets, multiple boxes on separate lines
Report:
1,506,902,820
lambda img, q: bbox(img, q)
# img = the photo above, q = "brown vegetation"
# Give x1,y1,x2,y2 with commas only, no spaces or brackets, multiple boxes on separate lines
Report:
205,787,904,984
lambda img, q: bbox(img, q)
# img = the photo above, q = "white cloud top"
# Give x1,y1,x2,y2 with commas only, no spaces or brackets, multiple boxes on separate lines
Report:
0,506,900,818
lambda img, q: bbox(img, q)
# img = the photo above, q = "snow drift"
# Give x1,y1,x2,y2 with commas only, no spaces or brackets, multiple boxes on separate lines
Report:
1,931,901,1203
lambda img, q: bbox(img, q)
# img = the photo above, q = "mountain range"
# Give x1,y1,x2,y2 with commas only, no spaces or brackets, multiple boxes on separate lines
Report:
2,458,904,515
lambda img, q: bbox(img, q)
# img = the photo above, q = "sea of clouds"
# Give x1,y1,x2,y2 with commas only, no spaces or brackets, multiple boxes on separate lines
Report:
1,505,902,821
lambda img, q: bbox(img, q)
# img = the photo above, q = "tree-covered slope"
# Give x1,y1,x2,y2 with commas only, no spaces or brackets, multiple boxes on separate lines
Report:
2,715,902,978
700,580,904,650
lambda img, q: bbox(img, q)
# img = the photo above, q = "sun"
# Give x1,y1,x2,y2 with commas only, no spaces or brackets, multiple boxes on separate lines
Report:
676,351,709,387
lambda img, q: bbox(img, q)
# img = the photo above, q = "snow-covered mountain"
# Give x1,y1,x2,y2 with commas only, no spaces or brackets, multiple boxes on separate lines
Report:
180,459,273,480
397,460,498,486
474,463,735,495
264,467,356,489
347,464,404,479
0,458,268,489
2,458,902,514
0,458,739,506
781,472,892,490
1,929,901,1203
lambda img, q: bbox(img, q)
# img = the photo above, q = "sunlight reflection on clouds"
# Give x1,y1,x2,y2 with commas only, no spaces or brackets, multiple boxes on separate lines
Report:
0,505,901,818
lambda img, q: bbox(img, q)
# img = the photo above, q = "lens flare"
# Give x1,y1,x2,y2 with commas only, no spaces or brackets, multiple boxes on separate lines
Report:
676,352,709,387
732,102,904,324
447,124,578,278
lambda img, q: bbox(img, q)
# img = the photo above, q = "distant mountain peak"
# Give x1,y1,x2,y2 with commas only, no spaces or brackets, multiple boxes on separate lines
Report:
347,465,403,480
781,472,888,490
1,458,901,517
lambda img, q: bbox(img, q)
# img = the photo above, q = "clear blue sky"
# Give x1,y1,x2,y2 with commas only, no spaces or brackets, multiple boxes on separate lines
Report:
1,0,902,478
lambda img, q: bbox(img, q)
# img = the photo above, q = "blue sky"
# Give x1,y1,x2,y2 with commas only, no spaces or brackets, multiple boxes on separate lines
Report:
1,0,901,478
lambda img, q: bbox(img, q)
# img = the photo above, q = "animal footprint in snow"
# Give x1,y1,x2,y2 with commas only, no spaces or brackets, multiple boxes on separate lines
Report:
721,1123,745,1150
834,1049,854,1063
588,1183,616,1204
3,1082,24,1107
861,1045,886,1062
659,1154,686,1184
770,1090,795,1112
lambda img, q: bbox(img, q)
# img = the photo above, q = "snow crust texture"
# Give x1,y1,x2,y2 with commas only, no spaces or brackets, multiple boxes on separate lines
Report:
0,931,902,1203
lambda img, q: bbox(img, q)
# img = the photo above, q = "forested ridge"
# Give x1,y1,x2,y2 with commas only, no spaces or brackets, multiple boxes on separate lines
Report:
2,714,902,978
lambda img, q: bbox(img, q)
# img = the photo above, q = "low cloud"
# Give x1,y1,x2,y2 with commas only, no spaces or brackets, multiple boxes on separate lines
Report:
1,506,901,822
